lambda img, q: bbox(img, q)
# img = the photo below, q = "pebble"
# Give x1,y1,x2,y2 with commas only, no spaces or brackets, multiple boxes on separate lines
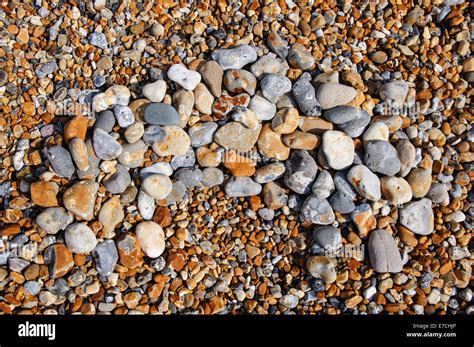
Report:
258,124,290,160
250,53,288,79
211,44,257,70
379,81,409,106
329,190,355,214
189,122,218,147
194,83,215,114
322,130,354,170
117,140,147,168
137,191,156,220
142,125,166,145
284,150,318,194
224,69,257,95
272,108,300,134
292,73,321,117
224,177,262,197
89,32,107,49
201,168,224,187
199,61,223,97
64,223,98,254
381,177,413,205
267,31,289,59
47,146,75,178
135,221,166,258
92,128,123,160
260,74,292,103
69,138,90,171
98,196,124,238
288,44,315,70
44,244,74,279
254,162,286,184
92,240,119,276
140,162,173,179
396,140,416,177
364,140,401,176
301,196,335,225
231,107,260,129
94,110,116,133
35,61,59,79
102,163,131,194
282,131,319,150
324,106,370,138
407,168,432,198
399,198,434,235
35,207,72,234
173,90,195,126
142,80,166,102
363,122,390,146
213,93,250,119
167,64,201,91
347,165,381,201
124,122,145,144
170,149,196,169
306,256,336,283
152,125,190,156
368,229,403,273
262,181,288,210
316,83,357,110
142,174,173,200
144,103,180,126
63,180,99,221
30,181,59,207
312,170,335,199
248,94,277,121
214,122,261,152
175,167,203,188
426,183,449,205
114,105,135,128
116,232,143,269
312,226,342,253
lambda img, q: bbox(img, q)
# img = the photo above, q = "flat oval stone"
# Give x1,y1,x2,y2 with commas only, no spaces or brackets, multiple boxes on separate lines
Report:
223,69,257,95
175,167,202,188
47,146,75,178
201,168,224,187
288,44,315,70
364,140,401,176
248,94,276,121
250,53,288,79
399,198,434,235
117,140,147,168
144,103,180,126
368,229,403,273
316,82,357,110
312,170,335,199
254,162,286,184
224,177,262,197
324,106,370,138
380,176,412,205
137,191,155,221
140,162,173,179
329,190,355,214
142,79,166,103
114,105,135,128
199,61,223,97
65,223,98,254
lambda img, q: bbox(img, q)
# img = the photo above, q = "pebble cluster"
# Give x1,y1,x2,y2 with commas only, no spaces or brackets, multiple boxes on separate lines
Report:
0,0,472,315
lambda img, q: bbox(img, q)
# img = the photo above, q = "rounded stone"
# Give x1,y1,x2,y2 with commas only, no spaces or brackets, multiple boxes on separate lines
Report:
135,221,166,258
65,223,98,254
306,256,336,283
144,103,180,126
322,130,354,170
142,174,173,200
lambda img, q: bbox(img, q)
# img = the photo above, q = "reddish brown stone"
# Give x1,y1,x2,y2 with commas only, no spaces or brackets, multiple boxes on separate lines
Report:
45,244,74,278
116,232,144,269
153,207,171,227
30,181,59,207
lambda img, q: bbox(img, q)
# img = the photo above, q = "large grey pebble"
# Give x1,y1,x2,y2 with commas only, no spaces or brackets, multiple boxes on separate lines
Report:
316,82,356,110
143,125,167,145
47,146,75,178
175,167,202,188
170,148,196,170
329,190,355,214
92,128,122,160
248,94,276,121
364,140,401,176
292,73,321,117
189,122,218,147
260,74,292,103
312,170,335,199
65,223,98,254
35,207,73,234
95,110,115,132
103,163,131,194
144,103,180,125
92,240,118,276
324,106,370,138
311,226,342,253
